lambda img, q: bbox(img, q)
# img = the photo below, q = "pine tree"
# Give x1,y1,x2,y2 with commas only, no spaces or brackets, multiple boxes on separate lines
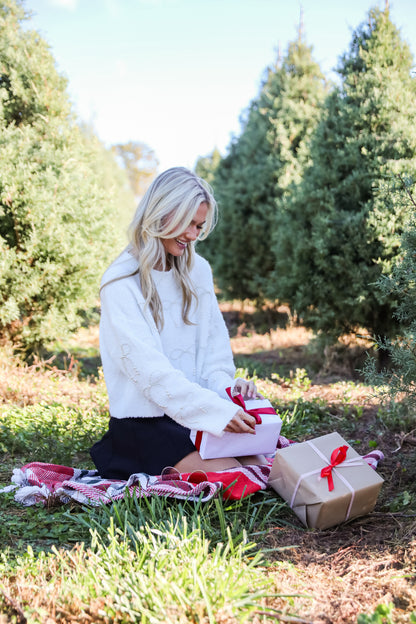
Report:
195,147,222,188
272,7,416,342
363,176,416,408
0,0,134,351
194,147,222,265
208,34,326,302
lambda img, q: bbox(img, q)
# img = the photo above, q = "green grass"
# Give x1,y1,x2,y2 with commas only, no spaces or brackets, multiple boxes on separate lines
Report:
0,350,304,623
0,403,108,466
0,462,298,622
0,494,91,555
74,486,294,551
356,603,415,624
1,335,415,623
0,519,282,624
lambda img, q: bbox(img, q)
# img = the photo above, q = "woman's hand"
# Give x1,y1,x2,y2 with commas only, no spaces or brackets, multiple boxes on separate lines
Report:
232,377,261,400
224,409,256,434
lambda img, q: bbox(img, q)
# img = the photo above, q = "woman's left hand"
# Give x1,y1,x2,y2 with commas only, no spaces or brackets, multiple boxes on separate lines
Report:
232,377,261,400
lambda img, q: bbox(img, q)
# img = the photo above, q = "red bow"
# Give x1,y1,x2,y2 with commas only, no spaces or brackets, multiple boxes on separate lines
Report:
320,445,349,491
226,387,276,425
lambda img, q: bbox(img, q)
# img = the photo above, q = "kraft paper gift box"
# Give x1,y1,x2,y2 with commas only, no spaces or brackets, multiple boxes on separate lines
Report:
190,393,282,460
268,431,384,530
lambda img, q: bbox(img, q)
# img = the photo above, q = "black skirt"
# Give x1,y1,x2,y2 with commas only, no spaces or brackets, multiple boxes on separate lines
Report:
90,415,197,479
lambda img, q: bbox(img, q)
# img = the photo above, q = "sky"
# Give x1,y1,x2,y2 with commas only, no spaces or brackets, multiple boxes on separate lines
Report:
24,0,416,174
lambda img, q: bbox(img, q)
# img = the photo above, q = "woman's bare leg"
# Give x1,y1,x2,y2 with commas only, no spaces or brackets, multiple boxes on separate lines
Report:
238,454,268,466
174,451,241,473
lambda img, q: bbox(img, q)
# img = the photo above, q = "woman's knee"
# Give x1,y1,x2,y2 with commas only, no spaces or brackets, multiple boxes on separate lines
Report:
238,454,268,466
174,451,241,473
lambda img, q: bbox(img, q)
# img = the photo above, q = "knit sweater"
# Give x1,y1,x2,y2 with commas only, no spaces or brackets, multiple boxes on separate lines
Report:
99,248,240,437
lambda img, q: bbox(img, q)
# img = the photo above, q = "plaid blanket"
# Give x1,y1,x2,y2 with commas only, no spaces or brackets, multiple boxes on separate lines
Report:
1,436,384,507
3,462,273,506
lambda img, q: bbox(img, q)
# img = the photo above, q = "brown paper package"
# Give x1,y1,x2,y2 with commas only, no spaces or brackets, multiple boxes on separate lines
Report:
268,432,384,530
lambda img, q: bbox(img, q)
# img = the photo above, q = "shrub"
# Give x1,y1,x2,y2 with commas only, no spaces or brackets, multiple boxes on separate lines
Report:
0,0,134,351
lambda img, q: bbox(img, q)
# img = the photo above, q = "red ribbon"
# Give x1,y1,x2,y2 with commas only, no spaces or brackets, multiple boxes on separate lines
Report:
225,387,276,425
194,430,203,450
320,445,349,491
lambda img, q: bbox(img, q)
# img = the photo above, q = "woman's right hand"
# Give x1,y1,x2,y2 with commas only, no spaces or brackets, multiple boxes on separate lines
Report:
224,410,256,434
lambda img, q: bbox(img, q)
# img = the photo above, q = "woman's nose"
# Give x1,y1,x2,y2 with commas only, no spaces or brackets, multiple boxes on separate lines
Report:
184,225,198,240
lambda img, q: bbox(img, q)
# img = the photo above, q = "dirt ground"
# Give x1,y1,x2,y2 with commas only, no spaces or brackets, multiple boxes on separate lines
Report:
262,428,416,624
221,302,416,624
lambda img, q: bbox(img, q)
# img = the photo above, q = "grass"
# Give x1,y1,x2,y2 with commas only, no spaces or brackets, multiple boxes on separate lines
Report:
0,312,415,623
0,521,276,623
76,487,287,547
0,403,107,465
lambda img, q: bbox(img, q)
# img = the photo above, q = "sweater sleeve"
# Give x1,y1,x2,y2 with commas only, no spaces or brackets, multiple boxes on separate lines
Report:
99,277,238,436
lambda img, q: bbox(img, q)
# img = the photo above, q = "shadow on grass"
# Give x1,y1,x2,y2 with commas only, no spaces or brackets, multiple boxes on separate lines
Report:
234,344,370,383
35,347,102,380
222,305,291,337
234,346,321,381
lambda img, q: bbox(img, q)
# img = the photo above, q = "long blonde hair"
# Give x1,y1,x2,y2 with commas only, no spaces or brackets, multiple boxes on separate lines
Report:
128,167,217,329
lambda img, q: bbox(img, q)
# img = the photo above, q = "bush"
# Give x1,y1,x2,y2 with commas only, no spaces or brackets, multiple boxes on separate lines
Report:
0,0,134,352
363,177,416,412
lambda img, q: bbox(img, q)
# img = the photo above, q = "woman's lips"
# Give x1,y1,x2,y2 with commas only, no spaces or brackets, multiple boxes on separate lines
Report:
175,239,188,249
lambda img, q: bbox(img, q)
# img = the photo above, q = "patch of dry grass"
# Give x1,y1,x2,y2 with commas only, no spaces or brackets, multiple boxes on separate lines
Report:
0,345,106,410
264,518,416,624
230,325,313,355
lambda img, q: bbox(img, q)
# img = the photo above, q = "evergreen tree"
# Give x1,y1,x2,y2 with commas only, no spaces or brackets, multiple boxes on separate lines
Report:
208,35,326,302
363,176,416,408
0,0,134,351
194,147,222,264
195,147,222,188
272,7,416,342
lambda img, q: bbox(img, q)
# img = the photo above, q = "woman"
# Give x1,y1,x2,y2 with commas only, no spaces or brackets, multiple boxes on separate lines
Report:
90,167,265,479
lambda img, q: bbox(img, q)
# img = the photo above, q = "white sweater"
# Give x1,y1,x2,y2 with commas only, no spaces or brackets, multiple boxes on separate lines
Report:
99,249,239,437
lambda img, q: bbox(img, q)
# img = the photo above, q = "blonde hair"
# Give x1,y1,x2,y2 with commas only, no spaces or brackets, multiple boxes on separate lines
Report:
128,167,217,328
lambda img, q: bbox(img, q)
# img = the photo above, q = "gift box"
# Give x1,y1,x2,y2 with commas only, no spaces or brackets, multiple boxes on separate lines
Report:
268,431,384,530
190,392,282,460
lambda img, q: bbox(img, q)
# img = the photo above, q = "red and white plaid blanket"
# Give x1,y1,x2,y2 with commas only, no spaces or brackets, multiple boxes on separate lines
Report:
1,433,384,507
4,461,274,506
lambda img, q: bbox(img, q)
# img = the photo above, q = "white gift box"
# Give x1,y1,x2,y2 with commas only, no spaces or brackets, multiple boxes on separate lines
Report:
190,397,282,459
